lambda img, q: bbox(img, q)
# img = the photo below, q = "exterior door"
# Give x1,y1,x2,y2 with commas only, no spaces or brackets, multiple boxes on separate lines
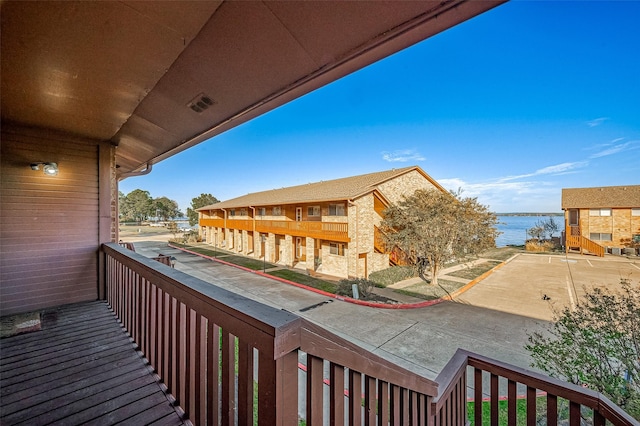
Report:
296,207,302,221
569,209,580,235
295,237,302,259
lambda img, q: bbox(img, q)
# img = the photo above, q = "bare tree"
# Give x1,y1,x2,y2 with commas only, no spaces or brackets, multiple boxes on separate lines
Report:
380,189,499,287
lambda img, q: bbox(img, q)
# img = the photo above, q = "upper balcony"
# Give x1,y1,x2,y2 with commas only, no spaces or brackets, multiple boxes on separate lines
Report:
200,218,350,242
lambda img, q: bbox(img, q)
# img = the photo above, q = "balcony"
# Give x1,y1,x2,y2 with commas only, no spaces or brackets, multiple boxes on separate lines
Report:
1,243,634,425
200,218,350,242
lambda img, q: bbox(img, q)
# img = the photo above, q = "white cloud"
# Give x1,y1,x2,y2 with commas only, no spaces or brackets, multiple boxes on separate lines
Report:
589,140,639,158
586,117,609,127
381,149,425,162
496,161,588,182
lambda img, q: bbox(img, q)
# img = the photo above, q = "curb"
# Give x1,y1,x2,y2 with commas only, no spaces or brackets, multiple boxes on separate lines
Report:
167,243,511,310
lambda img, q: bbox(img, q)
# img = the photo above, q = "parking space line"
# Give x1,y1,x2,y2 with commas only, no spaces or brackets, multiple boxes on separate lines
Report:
548,257,551,264
586,259,593,267
631,263,640,270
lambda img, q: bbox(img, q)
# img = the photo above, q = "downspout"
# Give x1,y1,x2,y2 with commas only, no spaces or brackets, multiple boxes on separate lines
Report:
117,162,152,180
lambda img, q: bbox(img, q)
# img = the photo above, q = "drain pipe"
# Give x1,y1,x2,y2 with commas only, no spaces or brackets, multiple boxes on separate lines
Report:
117,162,152,180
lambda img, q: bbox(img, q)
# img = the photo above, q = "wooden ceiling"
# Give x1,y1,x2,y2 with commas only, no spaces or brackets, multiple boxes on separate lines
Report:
1,1,505,177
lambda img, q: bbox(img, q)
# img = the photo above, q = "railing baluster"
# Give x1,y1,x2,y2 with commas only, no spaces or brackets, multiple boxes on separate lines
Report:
184,306,192,420
167,295,175,395
274,350,298,426
390,384,401,425
238,338,254,425
569,401,581,426
330,362,345,426
474,368,483,426
377,379,389,426
546,393,557,425
175,301,183,405
194,312,203,425
507,379,517,425
207,321,220,425
307,354,324,426
490,373,499,426
365,375,376,426
526,386,536,426
221,330,236,425
348,370,362,425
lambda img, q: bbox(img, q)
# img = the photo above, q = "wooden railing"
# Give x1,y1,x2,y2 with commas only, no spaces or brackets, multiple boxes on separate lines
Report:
200,218,224,228
200,218,349,242
566,234,605,257
103,243,634,425
433,349,637,426
103,243,435,424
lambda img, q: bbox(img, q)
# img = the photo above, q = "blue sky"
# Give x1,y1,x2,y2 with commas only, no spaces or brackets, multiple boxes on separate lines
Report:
120,1,640,214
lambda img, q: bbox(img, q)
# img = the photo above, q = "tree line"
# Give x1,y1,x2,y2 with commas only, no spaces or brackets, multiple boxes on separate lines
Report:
119,190,219,225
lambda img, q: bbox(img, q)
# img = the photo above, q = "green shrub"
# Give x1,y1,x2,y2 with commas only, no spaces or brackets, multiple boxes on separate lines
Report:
368,266,417,287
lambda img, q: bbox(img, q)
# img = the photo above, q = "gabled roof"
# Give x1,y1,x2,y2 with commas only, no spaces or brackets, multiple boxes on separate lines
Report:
198,166,445,210
561,185,640,209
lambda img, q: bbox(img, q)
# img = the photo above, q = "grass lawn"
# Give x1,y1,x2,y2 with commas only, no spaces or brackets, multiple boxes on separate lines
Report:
467,396,549,425
171,243,279,271
394,278,465,300
446,261,502,280
267,269,337,294
478,246,524,261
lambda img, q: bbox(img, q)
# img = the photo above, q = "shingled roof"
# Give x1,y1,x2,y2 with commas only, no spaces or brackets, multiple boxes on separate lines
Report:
198,166,445,210
562,185,640,209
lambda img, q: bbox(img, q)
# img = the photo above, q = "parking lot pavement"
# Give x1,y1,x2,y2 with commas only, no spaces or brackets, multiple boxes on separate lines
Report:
457,253,640,321
130,241,639,380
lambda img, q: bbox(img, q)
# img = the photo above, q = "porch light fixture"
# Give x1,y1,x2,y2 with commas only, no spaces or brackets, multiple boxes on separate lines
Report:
30,162,59,176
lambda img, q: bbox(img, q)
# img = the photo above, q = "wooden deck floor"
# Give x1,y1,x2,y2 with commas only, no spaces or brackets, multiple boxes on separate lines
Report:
0,301,185,426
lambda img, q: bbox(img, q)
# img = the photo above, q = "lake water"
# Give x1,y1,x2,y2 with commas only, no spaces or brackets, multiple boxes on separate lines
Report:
495,215,563,247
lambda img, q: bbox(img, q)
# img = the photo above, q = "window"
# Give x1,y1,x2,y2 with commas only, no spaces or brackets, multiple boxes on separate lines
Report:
328,204,345,216
329,242,344,256
307,206,320,217
257,207,266,216
589,233,612,241
272,206,282,216
229,209,235,217
240,208,247,216
632,208,640,217
589,208,611,216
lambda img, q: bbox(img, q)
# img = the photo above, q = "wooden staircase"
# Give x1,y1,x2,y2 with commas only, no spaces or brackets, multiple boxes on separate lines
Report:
566,234,605,257
374,226,412,266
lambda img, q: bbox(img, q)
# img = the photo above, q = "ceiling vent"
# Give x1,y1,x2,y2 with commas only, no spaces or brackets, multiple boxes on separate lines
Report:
187,93,215,113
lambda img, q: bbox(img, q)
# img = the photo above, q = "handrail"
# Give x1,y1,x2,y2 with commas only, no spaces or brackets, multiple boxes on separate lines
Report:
102,242,437,425
433,349,637,425
103,243,634,425
566,234,605,257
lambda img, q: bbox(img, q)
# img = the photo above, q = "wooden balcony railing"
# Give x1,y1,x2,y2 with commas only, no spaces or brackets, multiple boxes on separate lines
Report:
434,349,637,425
566,234,605,257
103,243,635,425
103,243,432,424
200,218,225,228
200,218,349,242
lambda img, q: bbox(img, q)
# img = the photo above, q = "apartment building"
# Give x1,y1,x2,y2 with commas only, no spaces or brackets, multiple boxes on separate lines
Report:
198,166,448,278
562,185,640,256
